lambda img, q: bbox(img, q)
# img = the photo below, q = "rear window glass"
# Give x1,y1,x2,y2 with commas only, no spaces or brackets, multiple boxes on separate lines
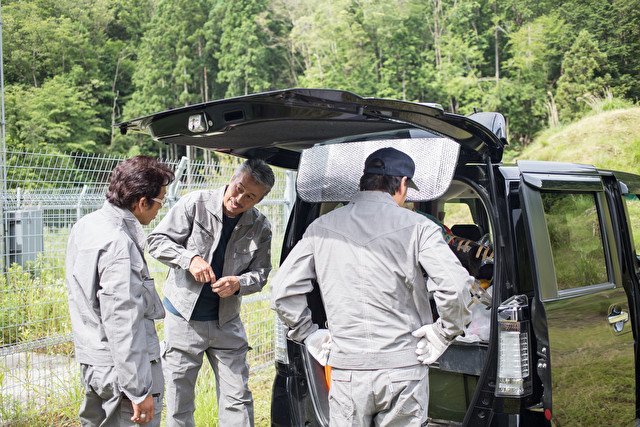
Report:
541,192,608,290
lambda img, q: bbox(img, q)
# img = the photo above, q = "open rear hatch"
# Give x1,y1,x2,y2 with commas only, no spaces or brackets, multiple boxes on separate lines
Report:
117,88,505,169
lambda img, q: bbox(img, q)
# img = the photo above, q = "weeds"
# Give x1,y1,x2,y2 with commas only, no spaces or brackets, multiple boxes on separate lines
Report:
1,252,70,348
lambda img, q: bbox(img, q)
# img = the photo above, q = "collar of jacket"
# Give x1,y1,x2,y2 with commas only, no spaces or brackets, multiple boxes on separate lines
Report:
205,186,260,227
101,200,146,254
351,190,398,206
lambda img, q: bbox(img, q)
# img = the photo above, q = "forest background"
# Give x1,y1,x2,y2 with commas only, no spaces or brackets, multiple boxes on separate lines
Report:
4,0,640,159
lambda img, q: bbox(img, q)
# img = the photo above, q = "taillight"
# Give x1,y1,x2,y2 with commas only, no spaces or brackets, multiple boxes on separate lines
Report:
275,317,290,364
496,295,532,397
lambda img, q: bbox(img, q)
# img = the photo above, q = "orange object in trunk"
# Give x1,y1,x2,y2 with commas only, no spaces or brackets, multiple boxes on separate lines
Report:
324,365,332,390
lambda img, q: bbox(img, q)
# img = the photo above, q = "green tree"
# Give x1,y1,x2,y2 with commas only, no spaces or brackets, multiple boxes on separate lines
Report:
215,0,288,97
436,0,488,113
281,0,435,99
3,0,155,154
3,1,96,88
555,30,611,121
126,0,212,114
102,0,159,145
6,75,107,153
351,0,428,101
499,14,568,145
287,0,351,89
3,0,640,159
559,0,640,100
121,0,213,157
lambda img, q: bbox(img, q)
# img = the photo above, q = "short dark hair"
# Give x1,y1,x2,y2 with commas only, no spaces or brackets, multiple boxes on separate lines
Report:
359,158,402,195
106,155,175,209
233,158,275,197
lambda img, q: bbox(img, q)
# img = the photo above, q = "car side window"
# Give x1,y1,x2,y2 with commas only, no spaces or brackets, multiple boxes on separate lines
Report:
541,192,608,290
622,194,640,259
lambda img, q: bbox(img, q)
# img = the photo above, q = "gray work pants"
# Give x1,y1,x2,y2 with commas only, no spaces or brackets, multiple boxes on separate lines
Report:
162,311,254,427
328,365,429,427
79,360,164,427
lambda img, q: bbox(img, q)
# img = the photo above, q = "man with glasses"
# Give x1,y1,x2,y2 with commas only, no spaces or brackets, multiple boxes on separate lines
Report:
152,196,168,207
148,158,275,427
66,155,174,426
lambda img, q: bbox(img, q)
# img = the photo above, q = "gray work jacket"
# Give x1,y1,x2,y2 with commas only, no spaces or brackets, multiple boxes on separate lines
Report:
65,201,164,404
271,191,472,370
147,187,272,324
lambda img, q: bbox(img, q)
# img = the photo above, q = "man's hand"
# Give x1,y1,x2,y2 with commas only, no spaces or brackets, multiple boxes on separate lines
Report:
304,329,332,366
189,255,216,283
131,395,154,424
211,276,240,298
412,324,450,365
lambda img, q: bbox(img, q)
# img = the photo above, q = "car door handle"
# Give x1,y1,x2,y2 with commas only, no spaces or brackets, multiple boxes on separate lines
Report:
608,305,629,333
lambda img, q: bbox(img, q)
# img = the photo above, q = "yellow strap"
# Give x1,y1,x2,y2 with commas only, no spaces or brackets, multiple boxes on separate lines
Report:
476,245,483,258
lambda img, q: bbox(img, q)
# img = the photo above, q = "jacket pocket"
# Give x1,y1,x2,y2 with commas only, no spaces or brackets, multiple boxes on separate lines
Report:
328,369,354,421
142,278,165,319
231,240,259,272
389,365,428,416
188,220,215,255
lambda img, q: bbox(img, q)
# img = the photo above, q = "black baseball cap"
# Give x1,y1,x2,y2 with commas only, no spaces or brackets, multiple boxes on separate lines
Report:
363,147,419,191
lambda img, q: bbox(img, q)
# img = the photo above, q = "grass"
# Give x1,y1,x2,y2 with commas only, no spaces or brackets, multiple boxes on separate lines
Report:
0,222,279,426
507,107,640,174
1,360,84,426
0,254,70,349
193,363,274,426
1,363,275,426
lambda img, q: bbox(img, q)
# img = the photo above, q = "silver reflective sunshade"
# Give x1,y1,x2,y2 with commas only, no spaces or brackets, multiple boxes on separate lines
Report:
297,138,460,203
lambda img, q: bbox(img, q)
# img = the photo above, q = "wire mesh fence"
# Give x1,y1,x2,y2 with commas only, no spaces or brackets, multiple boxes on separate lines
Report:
0,150,294,425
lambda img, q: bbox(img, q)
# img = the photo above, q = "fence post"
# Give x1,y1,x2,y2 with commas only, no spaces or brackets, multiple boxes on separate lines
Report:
0,183,3,272
76,185,87,222
0,183,4,272
168,156,189,206
0,0,7,273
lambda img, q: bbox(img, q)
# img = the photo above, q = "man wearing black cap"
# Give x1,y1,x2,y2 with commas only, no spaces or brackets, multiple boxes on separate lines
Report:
271,147,472,426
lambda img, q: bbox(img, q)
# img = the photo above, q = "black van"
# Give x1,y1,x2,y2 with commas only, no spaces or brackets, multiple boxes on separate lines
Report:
119,88,640,426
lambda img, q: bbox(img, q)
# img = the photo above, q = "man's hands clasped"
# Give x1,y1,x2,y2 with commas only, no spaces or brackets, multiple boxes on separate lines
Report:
210,276,240,298
189,255,240,298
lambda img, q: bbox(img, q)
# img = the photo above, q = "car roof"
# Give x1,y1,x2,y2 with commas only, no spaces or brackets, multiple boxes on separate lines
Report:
117,88,506,169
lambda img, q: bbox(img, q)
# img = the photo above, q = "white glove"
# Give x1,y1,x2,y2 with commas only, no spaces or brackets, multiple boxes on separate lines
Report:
412,324,449,365
304,329,332,366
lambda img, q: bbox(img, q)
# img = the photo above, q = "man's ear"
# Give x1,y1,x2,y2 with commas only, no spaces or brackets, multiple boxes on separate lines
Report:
392,177,409,206
398,177,408,195
139,197,152,209
130,197,147,214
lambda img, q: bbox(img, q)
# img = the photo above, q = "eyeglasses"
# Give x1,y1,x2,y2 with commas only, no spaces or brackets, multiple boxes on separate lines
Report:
152,197,167,207
235,182,258,202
